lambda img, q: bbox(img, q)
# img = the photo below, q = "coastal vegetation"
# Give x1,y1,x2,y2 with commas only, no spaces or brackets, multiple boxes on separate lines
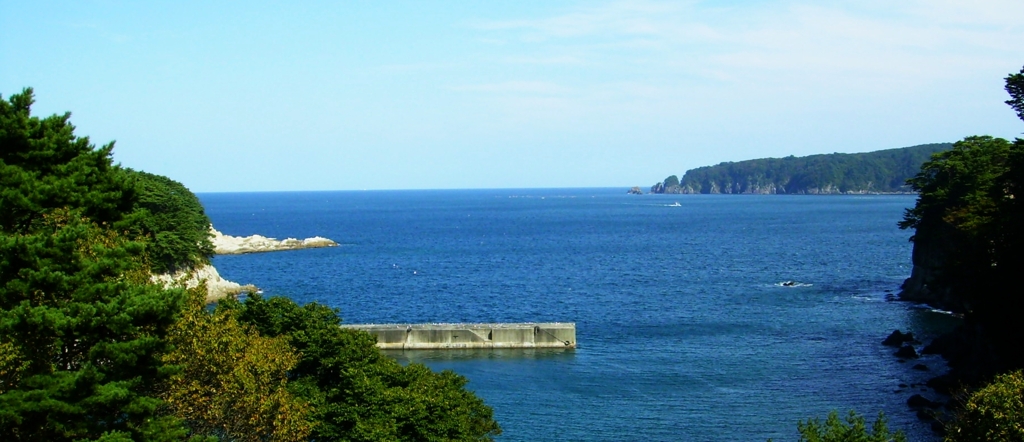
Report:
816,66,1024,441
893,65,1024,438
794,411,906,442
772,66,1024,441
650,143,951,195
0,88,499,441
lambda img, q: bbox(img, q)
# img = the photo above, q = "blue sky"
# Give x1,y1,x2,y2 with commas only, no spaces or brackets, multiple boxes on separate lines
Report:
3,1,1023,192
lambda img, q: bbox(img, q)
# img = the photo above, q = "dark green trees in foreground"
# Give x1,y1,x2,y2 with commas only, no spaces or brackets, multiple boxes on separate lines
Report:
0,88,499,441
0,88,187,439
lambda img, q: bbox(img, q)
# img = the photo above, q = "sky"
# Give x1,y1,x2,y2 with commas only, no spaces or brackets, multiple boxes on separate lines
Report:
3,1,1024,192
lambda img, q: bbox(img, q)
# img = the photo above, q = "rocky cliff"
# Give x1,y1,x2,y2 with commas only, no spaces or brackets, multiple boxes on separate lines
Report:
152,263,258,303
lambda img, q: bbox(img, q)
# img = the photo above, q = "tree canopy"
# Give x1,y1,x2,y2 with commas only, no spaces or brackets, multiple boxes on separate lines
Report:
123,170,214,274
0,88,186,440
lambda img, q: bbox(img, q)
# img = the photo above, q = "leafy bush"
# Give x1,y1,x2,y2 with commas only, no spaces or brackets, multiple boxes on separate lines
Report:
945,370,1024,442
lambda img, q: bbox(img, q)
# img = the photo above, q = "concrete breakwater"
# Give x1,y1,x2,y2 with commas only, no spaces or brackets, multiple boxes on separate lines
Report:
343,323,576,350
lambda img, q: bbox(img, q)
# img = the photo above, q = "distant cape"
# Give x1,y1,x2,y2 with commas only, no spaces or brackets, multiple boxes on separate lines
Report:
647,143,951,195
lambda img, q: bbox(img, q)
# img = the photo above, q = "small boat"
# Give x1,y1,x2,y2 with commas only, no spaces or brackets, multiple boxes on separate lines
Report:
669,202,681,207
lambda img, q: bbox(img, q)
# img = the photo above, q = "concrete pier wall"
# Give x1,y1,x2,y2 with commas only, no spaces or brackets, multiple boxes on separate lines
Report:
342,323,576,350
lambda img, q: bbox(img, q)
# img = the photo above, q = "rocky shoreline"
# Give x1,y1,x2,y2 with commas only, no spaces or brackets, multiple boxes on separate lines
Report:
152,263,258,303
154,227,338,302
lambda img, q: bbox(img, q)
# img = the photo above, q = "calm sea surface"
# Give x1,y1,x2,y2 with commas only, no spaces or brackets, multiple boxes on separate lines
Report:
199,189,959,442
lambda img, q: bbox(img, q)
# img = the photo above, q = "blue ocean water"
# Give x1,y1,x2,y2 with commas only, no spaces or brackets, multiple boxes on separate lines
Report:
199,189,959,442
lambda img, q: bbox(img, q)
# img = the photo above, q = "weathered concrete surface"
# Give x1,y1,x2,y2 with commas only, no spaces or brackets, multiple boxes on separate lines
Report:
343,323,576,349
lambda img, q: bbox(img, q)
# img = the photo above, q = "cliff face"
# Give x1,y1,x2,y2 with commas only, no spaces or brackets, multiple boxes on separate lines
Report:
898,229,957,311
653,181,905,195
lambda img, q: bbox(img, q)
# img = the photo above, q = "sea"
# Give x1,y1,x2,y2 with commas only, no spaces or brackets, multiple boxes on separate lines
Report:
199,189,961,442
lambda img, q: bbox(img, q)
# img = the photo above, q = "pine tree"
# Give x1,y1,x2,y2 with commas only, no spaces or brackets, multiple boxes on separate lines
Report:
0,89,187,440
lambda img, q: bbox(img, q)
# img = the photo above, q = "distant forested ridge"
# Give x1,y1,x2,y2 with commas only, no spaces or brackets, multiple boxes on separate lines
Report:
650,143,952,194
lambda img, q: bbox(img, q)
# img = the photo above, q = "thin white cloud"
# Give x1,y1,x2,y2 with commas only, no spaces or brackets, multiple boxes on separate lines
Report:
470,0,1024,76
450,81,574,95
497,55,585,65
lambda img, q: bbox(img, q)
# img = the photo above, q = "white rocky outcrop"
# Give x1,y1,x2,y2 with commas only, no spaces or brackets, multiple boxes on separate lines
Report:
152,227,337,302
210,228,338,255
152,264,258,303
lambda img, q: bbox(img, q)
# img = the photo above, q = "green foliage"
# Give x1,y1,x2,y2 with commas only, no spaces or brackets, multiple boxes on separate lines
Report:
0,88,136,233
899,64,1024,439
897,77,1024,359
123,170,214,274
663,175,680,189
945,370,1024,442
898,136,1015,312
162,286,312,441
223,294,502,442
900,136,1012,234
0,211,186,440
0,89,188,440
1007,66,1024,122
660,143,950,194
792,410,907,442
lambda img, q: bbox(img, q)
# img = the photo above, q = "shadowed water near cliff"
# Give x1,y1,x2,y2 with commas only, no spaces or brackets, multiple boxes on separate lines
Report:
202,189,958,441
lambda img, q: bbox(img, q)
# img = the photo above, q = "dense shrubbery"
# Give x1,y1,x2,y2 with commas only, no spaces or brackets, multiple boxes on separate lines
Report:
945,370,1024,442
0,88,500,441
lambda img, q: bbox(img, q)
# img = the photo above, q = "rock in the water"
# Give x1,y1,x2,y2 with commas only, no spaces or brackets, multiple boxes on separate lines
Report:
912,363,930,371
894,344,920,359
210,227,338,255
883,329,916,347
627,186,643,195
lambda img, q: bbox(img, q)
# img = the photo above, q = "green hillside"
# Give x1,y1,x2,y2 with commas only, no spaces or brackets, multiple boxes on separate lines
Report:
651,143,952,194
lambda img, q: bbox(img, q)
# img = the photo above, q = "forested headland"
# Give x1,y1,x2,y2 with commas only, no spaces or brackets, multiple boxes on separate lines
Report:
0,88,500,441
890,66,1024,440
792,66,1024,441
649,143,951,195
